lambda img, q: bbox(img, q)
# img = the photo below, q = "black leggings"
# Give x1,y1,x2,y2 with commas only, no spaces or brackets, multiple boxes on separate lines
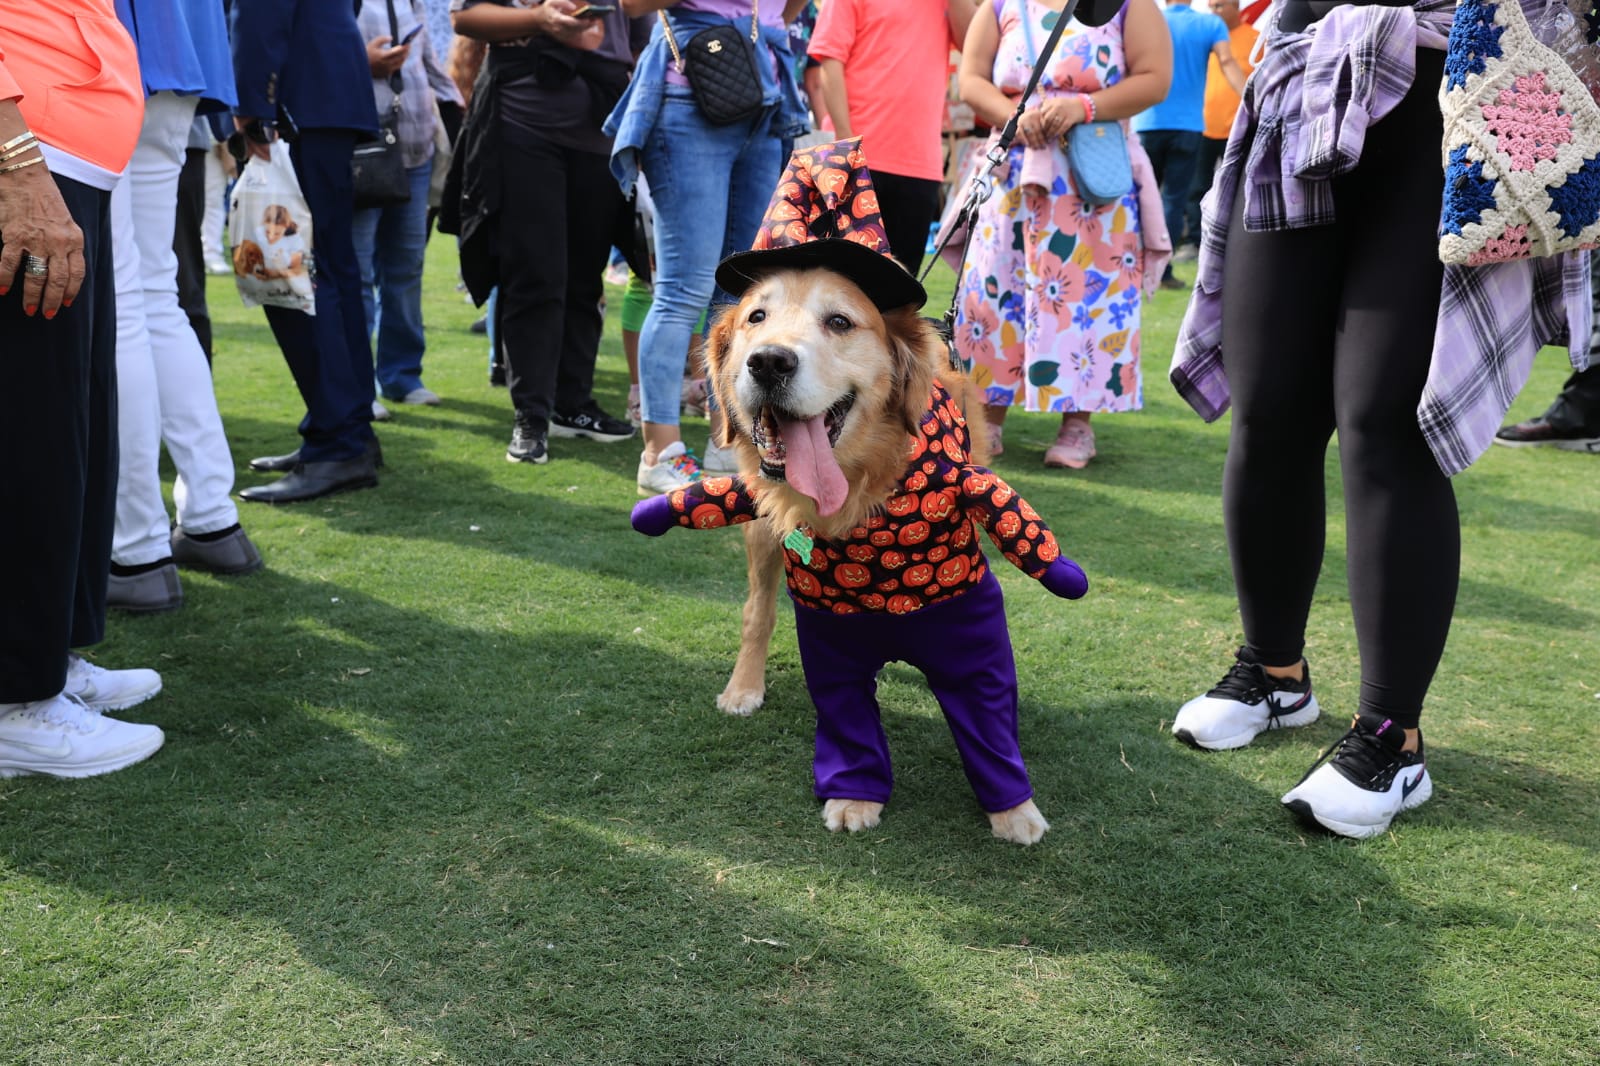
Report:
1219,49,1456,730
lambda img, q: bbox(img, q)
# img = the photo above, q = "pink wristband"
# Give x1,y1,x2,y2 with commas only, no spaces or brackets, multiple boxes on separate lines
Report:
1078,93,1096,123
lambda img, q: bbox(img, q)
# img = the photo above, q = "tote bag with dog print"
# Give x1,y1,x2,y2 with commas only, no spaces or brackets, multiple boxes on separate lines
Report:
228,141,316,314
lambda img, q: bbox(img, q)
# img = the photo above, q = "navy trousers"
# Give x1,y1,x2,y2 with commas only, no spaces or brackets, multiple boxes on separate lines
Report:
262,129,376,463
1,176,117,701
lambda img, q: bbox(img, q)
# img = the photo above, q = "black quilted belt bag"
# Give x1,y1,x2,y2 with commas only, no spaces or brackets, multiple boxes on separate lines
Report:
659,1,766,127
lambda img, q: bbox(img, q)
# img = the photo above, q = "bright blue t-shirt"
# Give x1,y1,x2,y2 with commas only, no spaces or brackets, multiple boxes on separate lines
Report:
1133,3,1229,134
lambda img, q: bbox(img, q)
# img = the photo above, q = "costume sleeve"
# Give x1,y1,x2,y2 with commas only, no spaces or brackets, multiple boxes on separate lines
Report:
959,465,1087,598
231,0,299,119
631,475,759,536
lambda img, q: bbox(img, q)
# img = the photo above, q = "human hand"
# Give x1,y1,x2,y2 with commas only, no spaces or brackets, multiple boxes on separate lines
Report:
233,116,274,163
367,36,411,77
540,0,607,51
1034,96,1085,141
0,160,86,317
1038,556,1088,599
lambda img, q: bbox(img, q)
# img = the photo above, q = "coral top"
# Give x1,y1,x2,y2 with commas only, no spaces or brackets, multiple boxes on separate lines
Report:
0,0,144,190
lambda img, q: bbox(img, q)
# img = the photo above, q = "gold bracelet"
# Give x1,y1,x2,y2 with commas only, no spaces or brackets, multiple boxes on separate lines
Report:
0,130,36,154
0,137,39,163
0,155,46,175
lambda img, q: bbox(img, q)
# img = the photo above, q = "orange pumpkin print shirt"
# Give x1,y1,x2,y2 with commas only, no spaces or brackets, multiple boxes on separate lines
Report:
662,381,1063,615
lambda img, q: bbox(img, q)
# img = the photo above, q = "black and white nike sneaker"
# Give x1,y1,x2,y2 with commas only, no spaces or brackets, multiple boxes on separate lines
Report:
1172,648,1319,750
1281,718,1431,839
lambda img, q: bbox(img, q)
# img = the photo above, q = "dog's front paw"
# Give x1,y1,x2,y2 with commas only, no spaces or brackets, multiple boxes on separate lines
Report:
988,799,1049,845
716,684,765,716
822,798,884,834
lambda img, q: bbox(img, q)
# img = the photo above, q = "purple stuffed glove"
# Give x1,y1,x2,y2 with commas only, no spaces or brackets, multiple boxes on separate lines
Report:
1039,556,1088,599
631,494,676,537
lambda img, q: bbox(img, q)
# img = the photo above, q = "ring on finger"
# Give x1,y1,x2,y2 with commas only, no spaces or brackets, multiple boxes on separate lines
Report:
23,254,47,278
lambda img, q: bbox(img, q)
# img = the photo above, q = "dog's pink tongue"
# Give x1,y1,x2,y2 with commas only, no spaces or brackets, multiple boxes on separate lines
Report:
778,414,848,516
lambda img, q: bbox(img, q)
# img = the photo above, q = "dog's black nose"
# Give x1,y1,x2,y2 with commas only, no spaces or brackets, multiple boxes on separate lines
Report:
746,345,798,386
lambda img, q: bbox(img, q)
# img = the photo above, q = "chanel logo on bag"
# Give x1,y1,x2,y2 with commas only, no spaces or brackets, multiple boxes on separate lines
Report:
707,39,723,53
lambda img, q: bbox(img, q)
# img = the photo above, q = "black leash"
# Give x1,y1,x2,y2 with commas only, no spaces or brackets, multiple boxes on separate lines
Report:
924,0,1085,370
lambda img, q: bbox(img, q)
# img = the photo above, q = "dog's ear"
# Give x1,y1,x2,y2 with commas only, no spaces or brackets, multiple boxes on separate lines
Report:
703,304,742,447
885,308,937,435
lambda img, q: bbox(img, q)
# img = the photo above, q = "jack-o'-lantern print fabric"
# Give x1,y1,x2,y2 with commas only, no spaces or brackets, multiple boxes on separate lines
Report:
661,381,1063,615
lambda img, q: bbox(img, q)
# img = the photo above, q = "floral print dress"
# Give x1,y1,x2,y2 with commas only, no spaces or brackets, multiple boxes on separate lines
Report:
954,0,1143,414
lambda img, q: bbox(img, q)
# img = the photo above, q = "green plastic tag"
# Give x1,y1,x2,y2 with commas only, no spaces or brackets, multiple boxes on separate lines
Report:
783,527,814,557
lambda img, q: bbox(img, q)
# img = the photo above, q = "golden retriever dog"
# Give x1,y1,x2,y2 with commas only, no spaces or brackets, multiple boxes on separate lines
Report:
634,265,1088,845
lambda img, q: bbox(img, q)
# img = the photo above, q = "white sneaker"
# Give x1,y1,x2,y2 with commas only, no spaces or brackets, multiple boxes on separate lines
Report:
372,399,393,421
65,653,162,713
0,693,164,779
700,438,741,474
1281,719,1431,839
1172,649,1319,750
399,387,441,406
636,441,702,495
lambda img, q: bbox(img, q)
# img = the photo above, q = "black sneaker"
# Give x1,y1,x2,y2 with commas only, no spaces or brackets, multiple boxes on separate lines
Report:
1171,648,1319,750
550,404,636,443
1281,718,1431,839
506,421,548,464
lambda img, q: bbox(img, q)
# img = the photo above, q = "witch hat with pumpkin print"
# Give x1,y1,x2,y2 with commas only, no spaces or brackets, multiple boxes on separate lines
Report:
716,137,928,312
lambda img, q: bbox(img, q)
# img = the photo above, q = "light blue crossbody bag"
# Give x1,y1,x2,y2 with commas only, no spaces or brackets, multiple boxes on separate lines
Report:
1016,0,1133,207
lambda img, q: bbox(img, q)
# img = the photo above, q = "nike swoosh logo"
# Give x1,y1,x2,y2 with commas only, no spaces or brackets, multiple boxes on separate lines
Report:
3,735,72,759
1266,691,1310,714
1401,771,1426,799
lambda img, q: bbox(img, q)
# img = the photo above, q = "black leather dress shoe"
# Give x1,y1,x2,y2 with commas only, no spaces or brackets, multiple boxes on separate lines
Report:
239,456,379,504
249,437,384,472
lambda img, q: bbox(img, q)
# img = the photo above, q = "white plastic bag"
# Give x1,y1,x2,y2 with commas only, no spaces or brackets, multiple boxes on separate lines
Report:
228,140,316,314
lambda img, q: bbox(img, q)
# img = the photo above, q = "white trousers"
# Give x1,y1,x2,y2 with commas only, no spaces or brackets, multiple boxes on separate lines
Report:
202,142,228,267
111,91,239,565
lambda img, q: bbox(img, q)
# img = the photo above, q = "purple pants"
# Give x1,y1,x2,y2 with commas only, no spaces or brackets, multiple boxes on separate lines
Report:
791,567,1032,813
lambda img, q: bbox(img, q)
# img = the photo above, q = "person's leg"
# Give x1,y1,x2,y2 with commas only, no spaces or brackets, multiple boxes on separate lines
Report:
109,146,172,570
497,129,571,437
131,92,242,538
202,142,228,270
350,201,382,344
871,170,944,278
1330,54,1456,737
173,143,213,360
1139,129,1172,189
1183,136,1226,252
372,160,434,401
0,180,111,700
636,94,742,469
551,148,620,418
260,130,376,465
1159,131,1201,278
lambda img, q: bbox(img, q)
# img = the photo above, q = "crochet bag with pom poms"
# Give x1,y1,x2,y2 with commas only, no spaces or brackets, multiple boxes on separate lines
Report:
1439,0,1600,265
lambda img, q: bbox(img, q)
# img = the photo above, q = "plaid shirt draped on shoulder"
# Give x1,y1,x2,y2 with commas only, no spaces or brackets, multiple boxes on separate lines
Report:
1169,0,1591,477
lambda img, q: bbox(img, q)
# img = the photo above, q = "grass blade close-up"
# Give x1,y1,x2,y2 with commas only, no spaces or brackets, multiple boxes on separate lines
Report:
2,249,1596,1065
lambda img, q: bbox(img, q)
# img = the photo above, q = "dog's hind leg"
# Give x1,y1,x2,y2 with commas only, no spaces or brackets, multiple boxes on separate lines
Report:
717,520,783,716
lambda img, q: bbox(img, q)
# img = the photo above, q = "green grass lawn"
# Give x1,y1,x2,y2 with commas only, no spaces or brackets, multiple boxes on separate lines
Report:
3,245,1597,1065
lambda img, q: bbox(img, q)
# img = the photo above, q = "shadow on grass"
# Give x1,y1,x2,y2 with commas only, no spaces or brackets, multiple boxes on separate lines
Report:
7,567,1579,1062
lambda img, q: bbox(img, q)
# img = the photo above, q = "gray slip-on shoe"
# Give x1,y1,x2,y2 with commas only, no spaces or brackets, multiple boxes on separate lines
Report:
171,526,265,576
107,563,183,614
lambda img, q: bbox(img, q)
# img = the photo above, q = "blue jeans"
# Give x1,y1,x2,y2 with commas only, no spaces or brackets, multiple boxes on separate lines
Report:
1138,129,1202,272
352,159,433,399
637,90,783,427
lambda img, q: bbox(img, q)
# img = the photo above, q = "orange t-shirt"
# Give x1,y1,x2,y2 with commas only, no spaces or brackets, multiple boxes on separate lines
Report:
0,0,144,186
1202,22,1259,141
805,0,958,182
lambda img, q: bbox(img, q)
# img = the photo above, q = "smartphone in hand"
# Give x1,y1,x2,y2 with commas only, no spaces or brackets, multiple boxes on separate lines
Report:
392,24,423,48
570,3,616,17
